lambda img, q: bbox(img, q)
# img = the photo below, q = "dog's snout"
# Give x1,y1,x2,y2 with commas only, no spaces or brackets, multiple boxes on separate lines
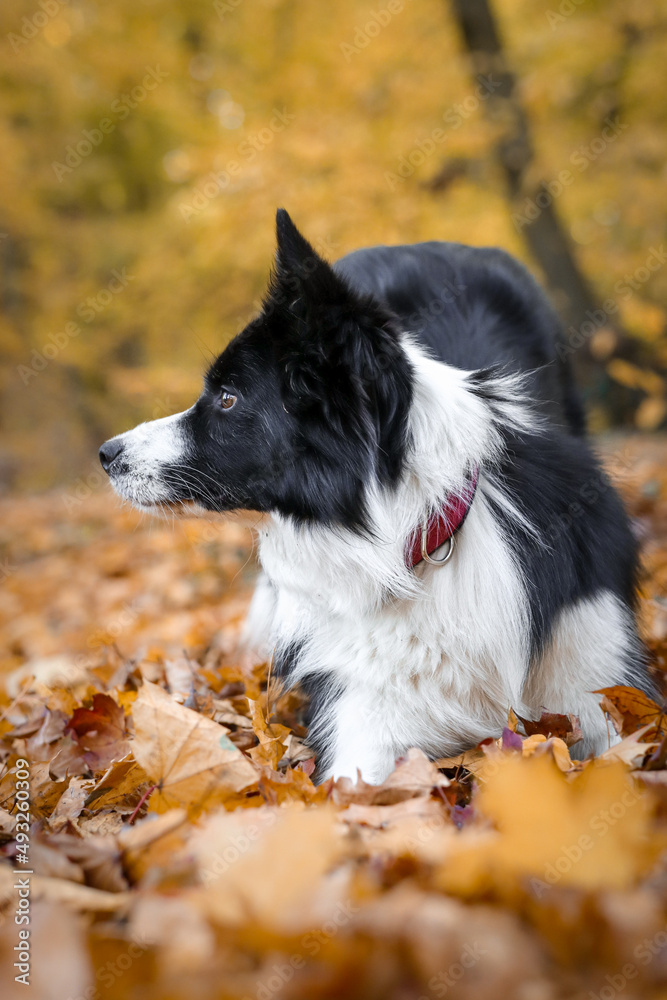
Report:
99,439,124,473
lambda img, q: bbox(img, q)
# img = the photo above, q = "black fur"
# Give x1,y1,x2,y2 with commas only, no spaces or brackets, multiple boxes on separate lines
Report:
334,241,586,435
155,210,413,532
102,210,649,703
99,210,656,770
297,671,341,780
486,429,647,682
274,642,340,780
331,236,646,688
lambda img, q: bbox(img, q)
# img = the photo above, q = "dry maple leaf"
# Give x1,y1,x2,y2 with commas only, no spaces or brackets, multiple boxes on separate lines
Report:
48,694,129,781
354,882,546,994
521,734,578,772
48,736,89,782
66,693,129,771
435,747,488,778
120,809,191,884
164,657,196,704
131,681,257,813
5,655,91,698
48,775,94,831
332,748,449,807
29,835,86,884
0,864,130,914
257,764,329,805
247,698,290,768
598,725,659,768
8,707,69,759
339,795,454,864
516,709,583,748
83,757,150,817
129,894,216,974
594,685,666,739
45,831,128,893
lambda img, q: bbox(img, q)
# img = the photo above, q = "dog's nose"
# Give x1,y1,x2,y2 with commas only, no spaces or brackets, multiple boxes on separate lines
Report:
99,439,124,473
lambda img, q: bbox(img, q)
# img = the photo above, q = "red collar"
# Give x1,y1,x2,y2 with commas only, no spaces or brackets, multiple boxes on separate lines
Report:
406,468,479,569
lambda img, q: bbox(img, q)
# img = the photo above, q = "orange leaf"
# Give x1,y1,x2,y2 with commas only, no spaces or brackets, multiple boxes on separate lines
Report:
248,699,291,769
516,710,583,748
594,685,666,739
50,694,129,778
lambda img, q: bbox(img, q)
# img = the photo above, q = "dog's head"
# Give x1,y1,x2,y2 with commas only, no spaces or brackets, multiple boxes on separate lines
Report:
100,210,413,529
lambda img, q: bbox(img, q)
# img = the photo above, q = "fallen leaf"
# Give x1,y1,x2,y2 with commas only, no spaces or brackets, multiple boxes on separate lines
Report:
0,865,130,912
118,809,188,853
599,725,659,768
84,757,150,815
191,805,343,930
164,658,195,703
257,764,329,805
64,693,130,772
247,698,290,768
352,883,546,991
437,754,662,897
29,836,85,883
4,655,91,698
523,735,578,772
48,735,89,782
46,832,128,893
129,894,215,973
516,709,583,748
21,902,93,1000
333,748,449,806
48,775,94,831
594,685,666,739
339,795,453,862
282,732,315,765
435,746,487,777
131,681,257,813
501,726,523,751
0,807,16,837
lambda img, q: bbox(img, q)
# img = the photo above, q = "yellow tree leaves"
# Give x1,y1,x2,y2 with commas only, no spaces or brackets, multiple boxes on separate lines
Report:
1,0,667,487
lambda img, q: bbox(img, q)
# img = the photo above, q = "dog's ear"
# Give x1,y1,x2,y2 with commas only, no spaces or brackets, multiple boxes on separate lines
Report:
269,208,393,343
272,208,347,309
265,210,413,495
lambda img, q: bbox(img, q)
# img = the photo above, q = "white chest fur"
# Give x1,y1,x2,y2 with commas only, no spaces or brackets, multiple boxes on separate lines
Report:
254,491,531,782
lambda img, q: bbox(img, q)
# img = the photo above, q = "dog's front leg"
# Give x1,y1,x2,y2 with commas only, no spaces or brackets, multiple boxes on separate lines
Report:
241,572,276,662
319,688,398,786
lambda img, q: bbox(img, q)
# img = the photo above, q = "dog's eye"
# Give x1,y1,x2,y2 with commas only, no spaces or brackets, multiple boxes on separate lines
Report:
220,391,237,410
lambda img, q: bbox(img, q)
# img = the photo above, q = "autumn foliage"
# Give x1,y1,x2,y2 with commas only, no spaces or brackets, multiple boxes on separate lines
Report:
2,0,667,995
0,438,666,998
1,0,667,491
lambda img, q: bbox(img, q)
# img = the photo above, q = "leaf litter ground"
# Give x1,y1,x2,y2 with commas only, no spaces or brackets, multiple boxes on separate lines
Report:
1,436,667,999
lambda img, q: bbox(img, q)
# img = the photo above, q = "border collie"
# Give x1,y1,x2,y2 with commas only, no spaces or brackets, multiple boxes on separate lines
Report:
99,209,649,783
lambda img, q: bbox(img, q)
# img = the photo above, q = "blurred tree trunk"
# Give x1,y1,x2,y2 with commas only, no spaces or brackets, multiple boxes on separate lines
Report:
446,0,648,420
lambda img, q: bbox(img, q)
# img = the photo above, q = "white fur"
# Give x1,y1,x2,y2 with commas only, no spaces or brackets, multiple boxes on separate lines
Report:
525,591,637,757
105,409,191,508
107,340,633,782
247,342,633,782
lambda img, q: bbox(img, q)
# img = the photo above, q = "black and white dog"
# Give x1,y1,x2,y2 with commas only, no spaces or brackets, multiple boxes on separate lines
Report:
100,209,649,783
